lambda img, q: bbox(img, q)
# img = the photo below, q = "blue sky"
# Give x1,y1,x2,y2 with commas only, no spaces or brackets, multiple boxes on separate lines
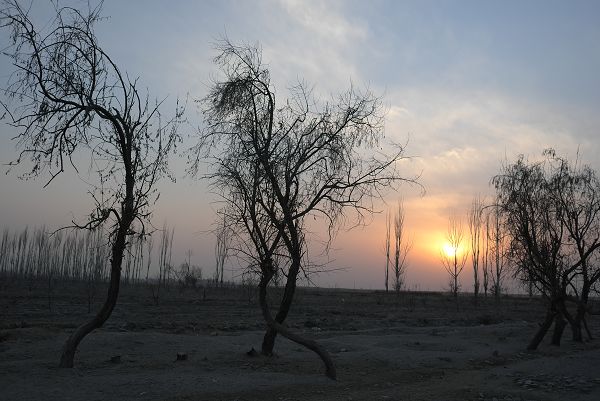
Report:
1,0,599,290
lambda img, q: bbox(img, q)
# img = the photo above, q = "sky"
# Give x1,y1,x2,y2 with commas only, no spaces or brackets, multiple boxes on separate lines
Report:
1,0,600,291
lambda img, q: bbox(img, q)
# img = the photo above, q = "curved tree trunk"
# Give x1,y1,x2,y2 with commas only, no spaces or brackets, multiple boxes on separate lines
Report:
59,170,134,368
59,225,128,367
261,260,300,355
258,269,336,380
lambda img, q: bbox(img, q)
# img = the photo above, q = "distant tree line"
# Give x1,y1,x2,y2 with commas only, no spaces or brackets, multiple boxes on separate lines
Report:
0,224,209,284
0,226,108,283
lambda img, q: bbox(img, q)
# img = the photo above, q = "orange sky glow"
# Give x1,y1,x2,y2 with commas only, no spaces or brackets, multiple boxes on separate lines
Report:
1,1,599,292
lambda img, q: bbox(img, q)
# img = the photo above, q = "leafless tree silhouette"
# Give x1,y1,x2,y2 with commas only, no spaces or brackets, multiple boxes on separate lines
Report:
441,214,467,299
190,40,415,379
493,149,600,349
482,211,491,297
393,200,411,294
384,210,391,292
487,203,508,298
151,224,175,305
214,212,231,286
468,196,484,300
0,1,183,367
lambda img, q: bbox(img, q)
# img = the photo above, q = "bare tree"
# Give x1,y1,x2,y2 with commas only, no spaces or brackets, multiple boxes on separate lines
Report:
384,211,391,292
468,196,484,300
152,224,174,304
215,212,230,286
393,200,411,294
493,150,600,349
441,214,467,298
545,152,600,342
0,2,183,367
488,203,507,298
190,40,415,379
145,234,154,281
482,211,491,297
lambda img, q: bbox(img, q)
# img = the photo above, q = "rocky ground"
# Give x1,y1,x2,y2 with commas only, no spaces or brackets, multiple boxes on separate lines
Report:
1,279,599,400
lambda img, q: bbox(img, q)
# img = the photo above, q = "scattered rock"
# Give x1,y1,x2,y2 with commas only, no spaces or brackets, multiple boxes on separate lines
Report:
514,373,598,393
246,347,258,357
119,322,137,332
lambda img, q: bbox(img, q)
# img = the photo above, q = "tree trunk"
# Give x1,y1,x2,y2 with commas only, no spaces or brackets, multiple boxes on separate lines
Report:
572,285,590,342
570,300,585,343
59,208,131,368
261,260,299,355
583,314,593,340
527,308,555,350
551,311,566,346
261,326,278,356
258,268,336,380
571,317,583,342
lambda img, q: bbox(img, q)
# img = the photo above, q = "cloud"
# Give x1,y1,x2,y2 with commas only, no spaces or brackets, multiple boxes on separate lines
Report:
249,0,372,96
277,0,367,45
2,0,599,291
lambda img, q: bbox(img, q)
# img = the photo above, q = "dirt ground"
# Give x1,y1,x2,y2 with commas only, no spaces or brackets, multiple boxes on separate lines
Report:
1,279,600,401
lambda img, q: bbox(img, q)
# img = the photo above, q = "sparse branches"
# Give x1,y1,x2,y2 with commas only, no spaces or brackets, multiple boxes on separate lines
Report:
0,1,183,367
191,39,417,380
468,195,484,300
151,223,174,305
393,200,411,294
441,214,467,298
488,203,507,298
482,211,491,297
384,211,391,292
215,211,231,286
493,149,600,349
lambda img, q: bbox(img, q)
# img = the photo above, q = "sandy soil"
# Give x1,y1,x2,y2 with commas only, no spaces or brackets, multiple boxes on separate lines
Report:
1,280,600,401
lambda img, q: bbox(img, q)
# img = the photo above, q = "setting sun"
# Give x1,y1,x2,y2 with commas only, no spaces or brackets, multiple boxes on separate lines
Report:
0,1,598,399
442,242,459,258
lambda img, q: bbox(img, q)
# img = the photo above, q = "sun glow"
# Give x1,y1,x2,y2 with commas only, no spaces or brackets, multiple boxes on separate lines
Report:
442,242,458,258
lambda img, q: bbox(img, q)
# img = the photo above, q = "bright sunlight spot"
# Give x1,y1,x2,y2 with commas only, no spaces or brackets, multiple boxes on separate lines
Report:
442,242,458,258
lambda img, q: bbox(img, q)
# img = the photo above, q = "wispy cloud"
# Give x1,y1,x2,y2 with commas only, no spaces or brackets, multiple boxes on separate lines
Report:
277,0,367,44
253,0,371,95
385,88,597,195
